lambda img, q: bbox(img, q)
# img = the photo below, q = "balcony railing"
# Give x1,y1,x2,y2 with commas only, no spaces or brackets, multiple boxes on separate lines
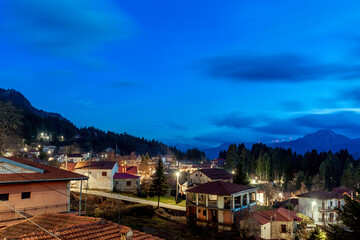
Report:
318,206,335,212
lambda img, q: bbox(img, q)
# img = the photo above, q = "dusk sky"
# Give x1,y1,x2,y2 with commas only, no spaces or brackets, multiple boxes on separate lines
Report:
1,0,360,147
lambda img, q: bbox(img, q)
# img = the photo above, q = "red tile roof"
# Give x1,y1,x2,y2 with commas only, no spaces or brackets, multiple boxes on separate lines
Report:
197,168,232,180
114,173,140,179
0,213,163,240
186,181,255,196
251,208,302,225
0,157,87,184
74,161,116,170
126,166,138,175
60,162,76,172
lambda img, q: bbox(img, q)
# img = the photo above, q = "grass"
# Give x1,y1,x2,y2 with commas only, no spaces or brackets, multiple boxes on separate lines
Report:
121,192,186,207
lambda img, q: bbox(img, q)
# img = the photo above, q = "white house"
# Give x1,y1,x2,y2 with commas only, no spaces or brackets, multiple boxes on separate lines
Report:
297,188,355,225
74,161,118,191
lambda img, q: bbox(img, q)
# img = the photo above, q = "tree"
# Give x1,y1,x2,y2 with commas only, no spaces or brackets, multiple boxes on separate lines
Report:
139,153,151,177
226,144,238,170
233,160,249,185
309,227,326,240
150,159,168,208
326,191,360,240
0,101,22,153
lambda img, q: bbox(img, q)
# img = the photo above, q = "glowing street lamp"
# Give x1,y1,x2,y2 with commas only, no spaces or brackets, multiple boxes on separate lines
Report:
176,171,180,204
312,200,316,220
279,193,283,202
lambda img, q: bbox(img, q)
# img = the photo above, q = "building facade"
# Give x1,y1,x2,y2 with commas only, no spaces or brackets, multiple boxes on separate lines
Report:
0,157,87,225
186,181,257,231
74,161,118,191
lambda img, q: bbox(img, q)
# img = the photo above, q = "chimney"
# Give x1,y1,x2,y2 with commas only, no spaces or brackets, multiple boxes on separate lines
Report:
274,214,276,221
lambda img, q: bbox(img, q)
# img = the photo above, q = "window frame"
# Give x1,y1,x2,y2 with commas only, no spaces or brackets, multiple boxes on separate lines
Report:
0,193,9,201
21,192,31,199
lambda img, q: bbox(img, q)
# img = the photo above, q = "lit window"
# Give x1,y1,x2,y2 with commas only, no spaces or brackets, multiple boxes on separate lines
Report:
22,192,31,199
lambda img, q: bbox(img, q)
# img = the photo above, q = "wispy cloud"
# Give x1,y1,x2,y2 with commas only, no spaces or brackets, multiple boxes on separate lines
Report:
203,54,359,82
0,0,136,55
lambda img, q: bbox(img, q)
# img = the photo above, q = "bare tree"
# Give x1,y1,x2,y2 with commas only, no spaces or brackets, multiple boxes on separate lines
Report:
0,101,22,153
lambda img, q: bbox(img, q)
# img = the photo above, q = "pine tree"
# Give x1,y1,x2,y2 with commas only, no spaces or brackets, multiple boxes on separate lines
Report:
233,160,249,185
150,159,168,208
226,144,238,170
326,191,360,240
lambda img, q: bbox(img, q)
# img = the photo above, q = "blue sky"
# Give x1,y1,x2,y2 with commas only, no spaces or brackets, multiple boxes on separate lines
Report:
1,0,360,147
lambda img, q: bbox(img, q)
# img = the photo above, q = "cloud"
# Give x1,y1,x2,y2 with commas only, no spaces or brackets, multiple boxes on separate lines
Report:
75,99,98,108
0,0,135,55
204,54,359,82
254,111,360,136
211,114,258,129
339,89,360,106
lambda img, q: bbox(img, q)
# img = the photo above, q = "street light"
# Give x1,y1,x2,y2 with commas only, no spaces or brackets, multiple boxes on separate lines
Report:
176,172,180,204
279,193,283,202
312,200,316,220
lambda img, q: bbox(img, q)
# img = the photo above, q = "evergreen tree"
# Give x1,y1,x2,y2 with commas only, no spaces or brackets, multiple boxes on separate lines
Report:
150,159,168,208
326,191,360,240
233,160,249,185
226,144,238,170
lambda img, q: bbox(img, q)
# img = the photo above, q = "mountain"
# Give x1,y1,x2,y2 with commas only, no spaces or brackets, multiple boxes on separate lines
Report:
0,88,185,158
0,88,68,121
270,129,360,157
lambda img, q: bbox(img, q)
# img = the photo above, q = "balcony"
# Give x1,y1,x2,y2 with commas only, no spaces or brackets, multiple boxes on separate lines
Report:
318,206,335,212
318,218,337,224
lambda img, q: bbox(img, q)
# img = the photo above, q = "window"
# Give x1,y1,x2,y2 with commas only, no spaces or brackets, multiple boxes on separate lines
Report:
22,192,31,199
102,171,107,176
0,193,9,201
198,209,201,213
203,210,206,216
281,224,286,233
127,181,131,187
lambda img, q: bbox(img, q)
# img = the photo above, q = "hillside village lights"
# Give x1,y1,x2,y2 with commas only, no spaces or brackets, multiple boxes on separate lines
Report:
176,172,180,203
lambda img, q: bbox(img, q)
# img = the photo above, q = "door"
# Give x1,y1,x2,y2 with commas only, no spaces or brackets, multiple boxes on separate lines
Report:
211,210,218,223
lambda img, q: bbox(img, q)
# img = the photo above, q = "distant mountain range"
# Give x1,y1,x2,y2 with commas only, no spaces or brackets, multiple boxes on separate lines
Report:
270,129,360,158
201,129,360,160
0,88,68,121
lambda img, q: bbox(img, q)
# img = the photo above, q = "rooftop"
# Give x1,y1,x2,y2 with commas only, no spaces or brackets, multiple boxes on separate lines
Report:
74,161,116,170
186,181,255,196
0,157,87,184
297,190,343,200
114,172,140,179
196,168,232,180
250,208,302,225
0,213,163,240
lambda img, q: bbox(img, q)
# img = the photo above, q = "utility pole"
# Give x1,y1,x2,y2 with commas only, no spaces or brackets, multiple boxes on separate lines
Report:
176,171,180,204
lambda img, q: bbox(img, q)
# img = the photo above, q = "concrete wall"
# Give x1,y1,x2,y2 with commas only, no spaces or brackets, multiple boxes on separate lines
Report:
0,181,68,223
260,222,271,239
75,164,118,191
298,197,344,225
189,171,211,185
113,178,139,193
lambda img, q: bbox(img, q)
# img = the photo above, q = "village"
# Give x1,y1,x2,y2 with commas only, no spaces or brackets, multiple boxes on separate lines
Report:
0,144,357,240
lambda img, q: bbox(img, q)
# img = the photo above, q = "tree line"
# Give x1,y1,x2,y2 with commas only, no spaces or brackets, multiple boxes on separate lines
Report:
223,143,360,191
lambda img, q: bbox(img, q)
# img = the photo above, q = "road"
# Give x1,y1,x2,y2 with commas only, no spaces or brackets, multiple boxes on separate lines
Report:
71,188,186,212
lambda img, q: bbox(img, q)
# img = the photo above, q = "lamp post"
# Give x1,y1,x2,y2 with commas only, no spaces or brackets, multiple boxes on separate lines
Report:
176,172,180,204
312,200,316,221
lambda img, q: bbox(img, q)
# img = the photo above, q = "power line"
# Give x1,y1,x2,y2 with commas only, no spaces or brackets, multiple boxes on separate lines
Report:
0,200,61,240
0,165,81,198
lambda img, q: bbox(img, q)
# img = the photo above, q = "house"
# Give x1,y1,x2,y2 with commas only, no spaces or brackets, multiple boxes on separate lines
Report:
0,157,87,225
189,168,233,185
74,161,118,191
113,173,140,193
118,166,138,175
0,213,164,239
66,154,84,163
186,181,257,231
242,207,302,240
297,188,356,225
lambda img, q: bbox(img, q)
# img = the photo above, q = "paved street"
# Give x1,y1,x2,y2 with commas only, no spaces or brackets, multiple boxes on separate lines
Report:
71,188,186,211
